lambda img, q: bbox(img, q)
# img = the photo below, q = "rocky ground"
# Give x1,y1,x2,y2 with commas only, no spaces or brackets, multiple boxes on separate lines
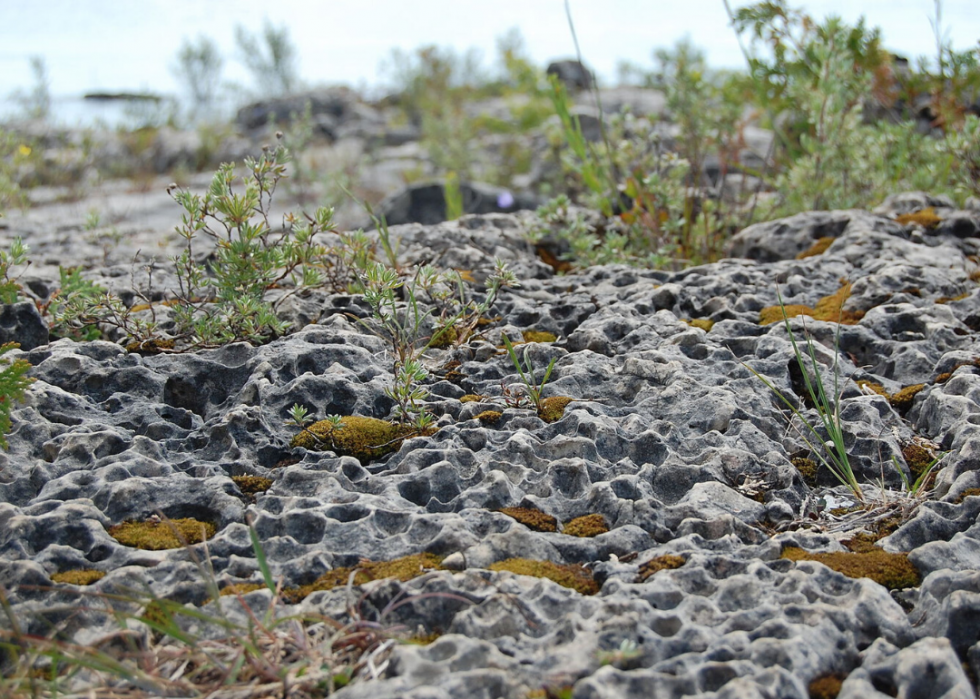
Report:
2,154,980,698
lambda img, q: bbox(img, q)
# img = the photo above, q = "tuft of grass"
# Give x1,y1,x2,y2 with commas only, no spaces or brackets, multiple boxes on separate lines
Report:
746,288,863,501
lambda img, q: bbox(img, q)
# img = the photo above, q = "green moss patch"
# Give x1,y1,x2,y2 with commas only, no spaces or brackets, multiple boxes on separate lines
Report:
682,318,715,332
522,330,558,343
792,457,818,487
896,207,942,229
955,488,980,504
498,507,558,533
219,582,266,597
936,291,970,304
283,553,443,604
125,338,176,355
888,384,925,412
759,281,864,326
460,394,485,403
781,546,920,590
475,410,503,425
231,475,273,498
51,569,105,586
796,236,836,259
291,416,428,462
635,554,686,583
538,396,574,423
489,558,599,595
562,514,609,538
856,380,925,413
808,674,845,699
108,518,216,550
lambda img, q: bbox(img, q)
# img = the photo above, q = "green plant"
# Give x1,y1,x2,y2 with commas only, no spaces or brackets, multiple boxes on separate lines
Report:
596,639,642,668
892,451,945,497
12,56,51,121
172,35,224,124
0,521,461,698
501,333,557,412
0,238,29,303
235,21,299,96
57,142,353,350
744,289,861,501
0,343,33,450
444,171,464,220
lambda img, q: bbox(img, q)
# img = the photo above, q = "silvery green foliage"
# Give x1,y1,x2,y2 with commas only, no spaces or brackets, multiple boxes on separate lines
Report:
56,143,362,351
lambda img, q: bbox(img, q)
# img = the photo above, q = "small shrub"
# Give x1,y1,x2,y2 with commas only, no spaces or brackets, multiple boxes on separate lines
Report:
0,343,34,450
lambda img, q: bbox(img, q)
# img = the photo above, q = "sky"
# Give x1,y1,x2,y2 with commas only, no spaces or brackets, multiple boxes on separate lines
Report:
1,0,978,103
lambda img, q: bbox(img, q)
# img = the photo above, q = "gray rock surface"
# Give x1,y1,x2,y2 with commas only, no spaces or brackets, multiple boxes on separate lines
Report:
2,192,980,697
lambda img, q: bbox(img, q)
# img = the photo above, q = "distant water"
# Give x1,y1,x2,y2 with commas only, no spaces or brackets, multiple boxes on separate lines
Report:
3,0,979,128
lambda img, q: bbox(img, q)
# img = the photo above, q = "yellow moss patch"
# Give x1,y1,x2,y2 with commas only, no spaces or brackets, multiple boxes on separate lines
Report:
291,416,428,462
791,457,818,487
475,410,503,425
635,554,686,583
796,236,836,259
498,507,559,533
538,396,574,423
108,518,216,550
856,380,888,397
489,558,599,595
283,553,442,604
902,443,936,479
856,381,925,413
51,569,105,586
231,475,273,498
808,674,845,699
683,318,715,332
758,281,864,326
522,330,558,343
955,488,980,504
406,630,442,645
937,292,970,304
219,582,265,597
888,384,925,411
562,514,609,538
460,394,485,403
842,532,881,553
429,324,459,348
125,338,176,355
781,546,920,590
896,207,942,229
